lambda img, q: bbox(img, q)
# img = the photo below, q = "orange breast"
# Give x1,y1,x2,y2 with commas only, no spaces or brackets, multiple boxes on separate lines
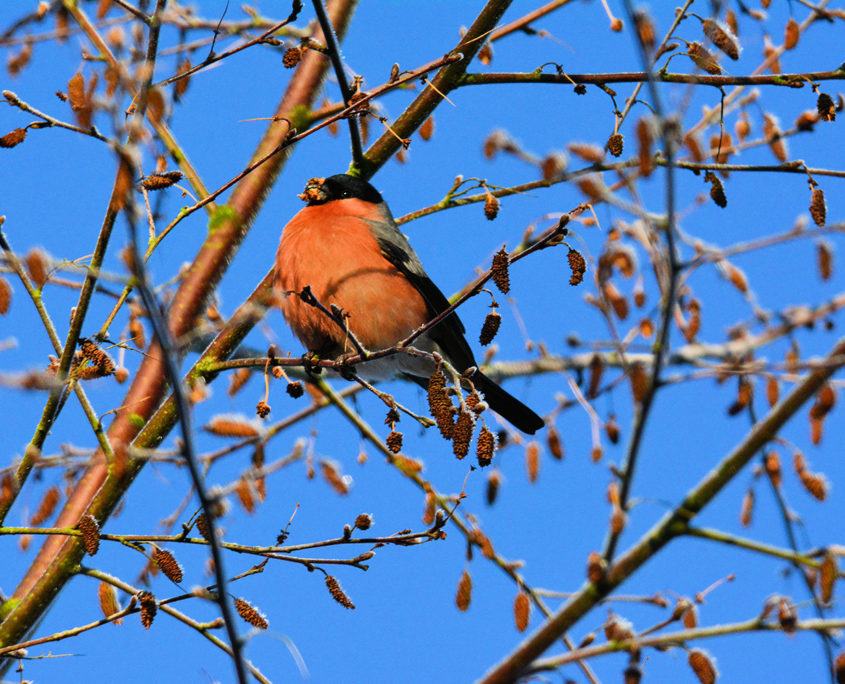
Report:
274,201,430,356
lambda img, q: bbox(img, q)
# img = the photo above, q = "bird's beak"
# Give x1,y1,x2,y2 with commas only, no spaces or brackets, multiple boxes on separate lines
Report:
298,177,327,203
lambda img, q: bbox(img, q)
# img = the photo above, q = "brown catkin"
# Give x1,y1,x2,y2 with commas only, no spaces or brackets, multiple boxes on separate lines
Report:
320,460,349,496
702,19,739,60
820,551,837,604
800,470,828,501
234,597,269,629
227,368,251,396
354,513,373,530
817,241,833,281
610,507,627,535
174,57,192,99
452,410,474,459
633,10,656,50
204,417,259,437
234,477,256,512
784,18,800,50
763,115,788,161
765,450,782,488
455,570,472,611
568,249,587,286
427,369,455,439
724,262,748,295
6,42,32,75
607,133,624,157
705,171,727,208
473,527,495,559
514,591,530,632
810,415,824,445
541,154,566,180
588,354,604,398
255,400,271,418
547,425,563,460
476,426,496,467
491,248,510,294
285,380,304,398
386,430,403,454
735,115,751,142
464,392,483,414
587,551,606,584
422,491,436,525
30,486,60,526
810,188,826,227
603,282,629,320
478,42,493,64
1,474,12,512
810,384,836,420
138,590,157,629
740,488,754,527
818,93,836,122
78,339,114,376
140,171,183,190
688,649,717,684
479,311,501,346
26,248,48,288
766,376,780,407
0,276,10,315
282,46,302,68
419,116,434,140
78,514,100,555
0,127,27,148
568,142,605,162
325,575,355,609
152,548,183,583
835,653,845,684
525,441,540,483
196,513,212,541
484,194,500,220
486,470,501,505
98,581,121,624
629,362,649,403
637,117,653,176
687,42,722,74
605,416,620,444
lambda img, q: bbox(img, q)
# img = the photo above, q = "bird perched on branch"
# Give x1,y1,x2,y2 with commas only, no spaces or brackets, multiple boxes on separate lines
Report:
274,174,544,434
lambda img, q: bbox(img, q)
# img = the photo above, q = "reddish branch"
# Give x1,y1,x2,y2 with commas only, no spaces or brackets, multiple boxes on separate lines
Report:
0,0,357,653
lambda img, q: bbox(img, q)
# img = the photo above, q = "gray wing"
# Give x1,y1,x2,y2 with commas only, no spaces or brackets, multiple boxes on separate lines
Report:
366,203,476,372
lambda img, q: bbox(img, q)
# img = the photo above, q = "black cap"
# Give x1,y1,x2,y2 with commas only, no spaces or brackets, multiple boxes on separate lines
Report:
299,174,383,205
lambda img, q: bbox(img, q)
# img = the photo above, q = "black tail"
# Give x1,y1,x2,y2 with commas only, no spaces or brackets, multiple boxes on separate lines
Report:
471,371,544,434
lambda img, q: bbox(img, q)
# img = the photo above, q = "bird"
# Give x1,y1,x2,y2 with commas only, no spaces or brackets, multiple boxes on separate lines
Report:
274,173,544,434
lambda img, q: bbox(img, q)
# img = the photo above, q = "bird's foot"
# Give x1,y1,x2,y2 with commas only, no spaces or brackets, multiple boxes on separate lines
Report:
302,351,322,375
331,351,358,380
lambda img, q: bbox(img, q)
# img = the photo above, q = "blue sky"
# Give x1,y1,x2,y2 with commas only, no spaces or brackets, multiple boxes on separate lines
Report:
1,1,844,682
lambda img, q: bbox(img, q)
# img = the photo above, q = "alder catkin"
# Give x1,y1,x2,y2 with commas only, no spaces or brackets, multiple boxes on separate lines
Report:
514,591,530,632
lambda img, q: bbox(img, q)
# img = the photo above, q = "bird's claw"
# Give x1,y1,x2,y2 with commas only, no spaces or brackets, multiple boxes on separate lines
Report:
302,351,322,375
332,352,358,380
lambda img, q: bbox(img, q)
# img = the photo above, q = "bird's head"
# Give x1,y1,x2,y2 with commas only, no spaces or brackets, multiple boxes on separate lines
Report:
298,174,384,206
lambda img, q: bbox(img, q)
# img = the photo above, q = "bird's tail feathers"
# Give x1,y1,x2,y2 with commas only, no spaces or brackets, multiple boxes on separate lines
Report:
471,371,544,435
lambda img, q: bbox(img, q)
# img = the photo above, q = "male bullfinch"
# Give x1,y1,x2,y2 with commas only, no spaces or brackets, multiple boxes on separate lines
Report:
274,174,544,434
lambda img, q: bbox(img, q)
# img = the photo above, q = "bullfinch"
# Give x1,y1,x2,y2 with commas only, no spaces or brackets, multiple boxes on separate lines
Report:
274,174,544,434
